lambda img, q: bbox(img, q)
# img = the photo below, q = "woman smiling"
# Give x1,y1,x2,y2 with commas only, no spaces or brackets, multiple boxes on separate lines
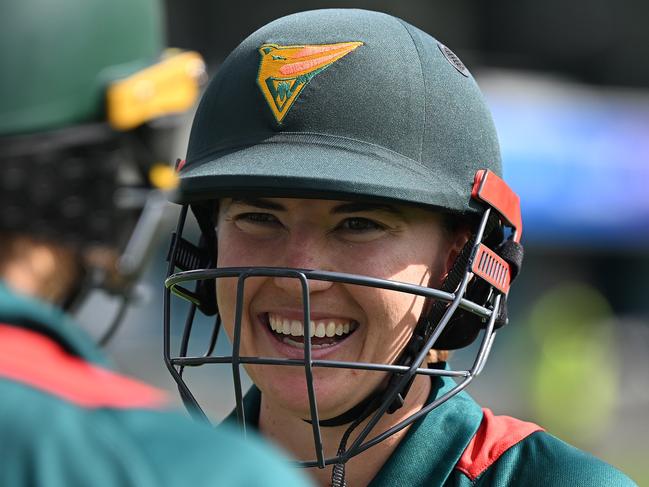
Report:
163,9,636,487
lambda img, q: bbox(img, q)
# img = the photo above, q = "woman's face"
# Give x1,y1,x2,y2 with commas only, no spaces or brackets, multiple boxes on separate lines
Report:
216,197,461,419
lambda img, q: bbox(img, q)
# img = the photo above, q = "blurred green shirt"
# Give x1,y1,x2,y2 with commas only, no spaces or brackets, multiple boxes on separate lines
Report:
0,281,312,487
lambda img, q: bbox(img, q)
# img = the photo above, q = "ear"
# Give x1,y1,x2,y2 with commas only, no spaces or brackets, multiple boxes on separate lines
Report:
442,227,471,279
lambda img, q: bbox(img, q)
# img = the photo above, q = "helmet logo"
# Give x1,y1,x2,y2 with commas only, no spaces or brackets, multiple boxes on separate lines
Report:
437,42,470,77
257,41,363,123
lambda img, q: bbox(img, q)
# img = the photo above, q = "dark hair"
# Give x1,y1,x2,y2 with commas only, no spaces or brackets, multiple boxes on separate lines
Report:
440,211,478,237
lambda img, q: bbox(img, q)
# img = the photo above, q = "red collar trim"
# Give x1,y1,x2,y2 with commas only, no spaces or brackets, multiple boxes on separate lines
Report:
0,324,168,409
456,408,544,481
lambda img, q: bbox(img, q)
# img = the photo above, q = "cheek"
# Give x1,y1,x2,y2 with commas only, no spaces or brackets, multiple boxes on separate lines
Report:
354,263,432,355
215,228,238,319
334,232,445,284
391,262,434,286
358,286,428,364
215,275,265,340
217,230,255,268
356,274,428,332
378,284,428,332
217,218,287,267
216,278,235,328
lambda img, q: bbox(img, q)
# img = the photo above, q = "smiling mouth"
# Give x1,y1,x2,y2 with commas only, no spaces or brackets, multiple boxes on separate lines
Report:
262,312,359,349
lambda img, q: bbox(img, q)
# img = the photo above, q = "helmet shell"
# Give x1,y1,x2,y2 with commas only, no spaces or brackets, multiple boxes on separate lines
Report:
0,0,164,135
180,9,501,215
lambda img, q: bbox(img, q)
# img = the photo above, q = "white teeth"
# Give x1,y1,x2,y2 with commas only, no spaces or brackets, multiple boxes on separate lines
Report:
325,321,336,337
290,320,302,336
267,313,356,339
315,322,326,338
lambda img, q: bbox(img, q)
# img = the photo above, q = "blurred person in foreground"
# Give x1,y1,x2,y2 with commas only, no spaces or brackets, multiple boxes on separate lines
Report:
162,9,637,486
0,1,312,486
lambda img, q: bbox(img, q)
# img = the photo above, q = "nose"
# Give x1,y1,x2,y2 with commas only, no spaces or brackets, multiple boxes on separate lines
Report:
273,275,333,294
272,230,334,294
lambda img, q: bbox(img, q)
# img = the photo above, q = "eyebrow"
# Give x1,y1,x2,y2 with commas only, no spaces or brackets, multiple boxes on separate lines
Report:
229,198,286,211
229,198,405,217
330,202,405,217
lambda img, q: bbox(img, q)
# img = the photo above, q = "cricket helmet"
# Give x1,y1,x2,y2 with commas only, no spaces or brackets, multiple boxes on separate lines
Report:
0,0,205,333
164,8,523,479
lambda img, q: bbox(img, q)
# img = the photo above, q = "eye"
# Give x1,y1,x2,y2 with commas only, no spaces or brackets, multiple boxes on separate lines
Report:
338,217,384,232
233,212,283,235
238,212,280,224
334,217,388,242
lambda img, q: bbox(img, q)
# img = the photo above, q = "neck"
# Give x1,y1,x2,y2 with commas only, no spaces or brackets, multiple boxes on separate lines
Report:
259,373,431,487
0,235,80,306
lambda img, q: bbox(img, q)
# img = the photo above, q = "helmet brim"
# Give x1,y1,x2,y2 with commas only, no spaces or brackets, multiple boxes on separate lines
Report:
177,132,481,214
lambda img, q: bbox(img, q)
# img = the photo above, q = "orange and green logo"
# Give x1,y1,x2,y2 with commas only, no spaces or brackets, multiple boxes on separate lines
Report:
257,41,363,123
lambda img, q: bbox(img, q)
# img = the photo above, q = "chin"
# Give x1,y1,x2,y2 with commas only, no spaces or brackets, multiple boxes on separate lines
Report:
249,365,383,421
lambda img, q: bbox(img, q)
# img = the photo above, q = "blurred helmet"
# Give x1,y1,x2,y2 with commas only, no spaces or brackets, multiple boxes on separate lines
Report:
0,0,205,318
164,8,523,475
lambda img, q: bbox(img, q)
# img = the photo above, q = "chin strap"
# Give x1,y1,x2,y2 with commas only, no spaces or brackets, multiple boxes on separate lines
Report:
326,382,392,487
328,363,448,487
302,338,420,428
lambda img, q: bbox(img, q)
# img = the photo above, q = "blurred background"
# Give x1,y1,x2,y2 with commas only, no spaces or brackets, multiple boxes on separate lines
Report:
77,1,648,484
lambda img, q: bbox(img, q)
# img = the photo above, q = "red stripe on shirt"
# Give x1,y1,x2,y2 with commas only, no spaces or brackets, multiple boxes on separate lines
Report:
456,408,544,481
0,323,168,409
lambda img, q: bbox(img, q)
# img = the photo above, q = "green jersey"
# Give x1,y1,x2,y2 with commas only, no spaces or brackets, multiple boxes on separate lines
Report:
0,282,311,487
232,373,636,486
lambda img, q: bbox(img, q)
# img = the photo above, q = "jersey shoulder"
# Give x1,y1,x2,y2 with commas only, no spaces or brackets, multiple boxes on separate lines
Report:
454,409,637,487
0,324,310,487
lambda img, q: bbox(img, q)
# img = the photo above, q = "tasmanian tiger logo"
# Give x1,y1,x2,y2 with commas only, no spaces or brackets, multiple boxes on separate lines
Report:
256,41,363,123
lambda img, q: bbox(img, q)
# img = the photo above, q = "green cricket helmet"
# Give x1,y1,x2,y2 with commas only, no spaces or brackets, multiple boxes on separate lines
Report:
0,0,205,330
178,9,500,213
164,8,523,478
1,0,161,135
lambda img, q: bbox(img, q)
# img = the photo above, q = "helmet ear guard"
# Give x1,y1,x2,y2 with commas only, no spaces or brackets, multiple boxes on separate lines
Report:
166,201,218,316
430,169,523,350
385,169,523,413
428,227,524,350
